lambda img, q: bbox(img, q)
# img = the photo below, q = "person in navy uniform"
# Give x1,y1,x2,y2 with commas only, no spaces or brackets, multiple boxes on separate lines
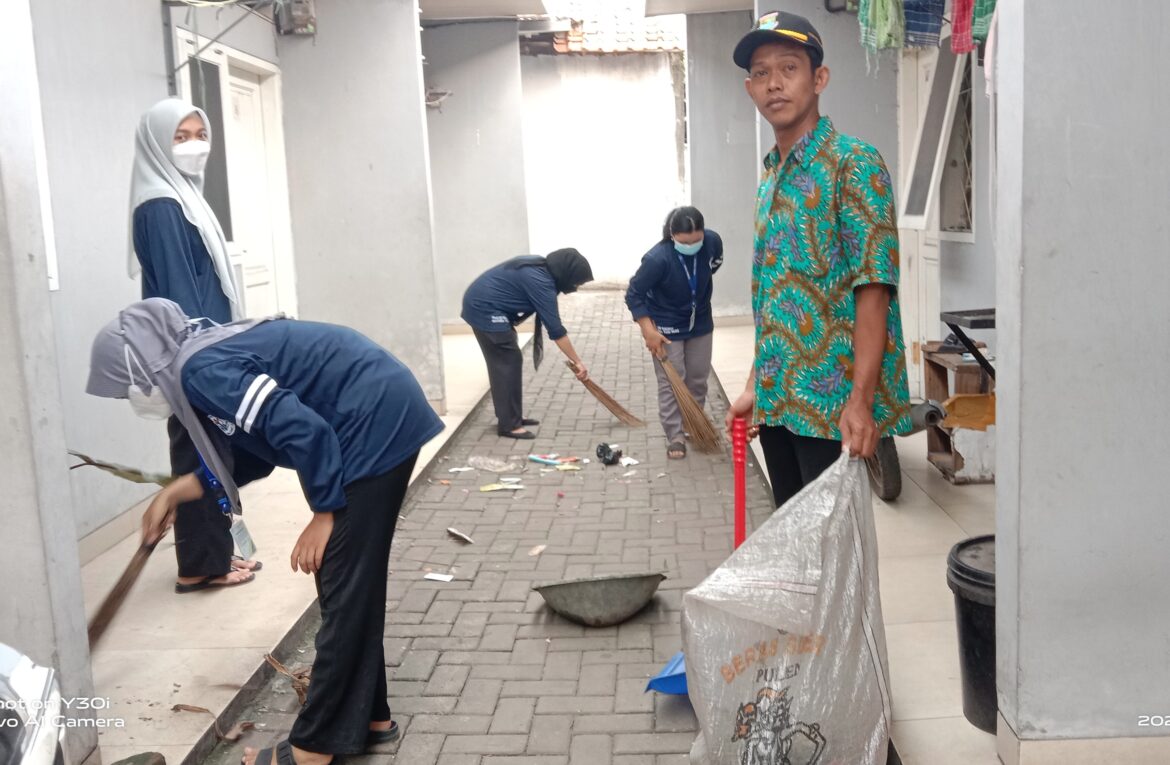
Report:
87,299,443,765
626,207,723,459
461,248,593,439
127,97,260,592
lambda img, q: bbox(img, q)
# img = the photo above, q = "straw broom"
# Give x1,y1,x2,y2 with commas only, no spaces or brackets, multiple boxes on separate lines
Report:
658,358,721,453
565,361,645,427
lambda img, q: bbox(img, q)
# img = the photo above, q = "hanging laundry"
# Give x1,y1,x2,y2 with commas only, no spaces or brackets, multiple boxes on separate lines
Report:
858,0,904,53
903,0,945,48
972,0,997,43
951,0,977,53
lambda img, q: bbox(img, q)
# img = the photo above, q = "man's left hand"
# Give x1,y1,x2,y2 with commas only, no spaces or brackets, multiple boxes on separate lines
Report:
291,511,335,574
838,399,879,458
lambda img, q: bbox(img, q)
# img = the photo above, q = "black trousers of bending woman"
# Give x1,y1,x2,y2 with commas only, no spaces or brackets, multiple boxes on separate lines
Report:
472,327,524,434
288,453,418,755
168,416,234,578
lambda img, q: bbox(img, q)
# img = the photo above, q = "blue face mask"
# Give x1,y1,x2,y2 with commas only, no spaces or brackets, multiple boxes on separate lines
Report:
673,238,703,256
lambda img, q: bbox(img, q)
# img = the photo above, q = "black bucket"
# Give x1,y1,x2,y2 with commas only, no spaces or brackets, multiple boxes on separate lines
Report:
946,535,996,733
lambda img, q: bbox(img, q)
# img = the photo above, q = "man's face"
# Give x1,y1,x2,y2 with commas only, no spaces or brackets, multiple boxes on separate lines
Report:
744,41,828,133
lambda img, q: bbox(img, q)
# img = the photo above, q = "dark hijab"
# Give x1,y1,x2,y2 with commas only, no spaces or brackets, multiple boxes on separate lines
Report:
544,248,593,293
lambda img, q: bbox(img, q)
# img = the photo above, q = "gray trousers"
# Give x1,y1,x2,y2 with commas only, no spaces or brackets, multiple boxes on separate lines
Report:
473,327,524,434
652,331,714,444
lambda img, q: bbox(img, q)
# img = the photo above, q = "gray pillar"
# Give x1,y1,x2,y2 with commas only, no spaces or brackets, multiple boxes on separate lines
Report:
277,0,447,409
0,3,97,762
423,21,530,325
686,10,757,317
996,1,1170,761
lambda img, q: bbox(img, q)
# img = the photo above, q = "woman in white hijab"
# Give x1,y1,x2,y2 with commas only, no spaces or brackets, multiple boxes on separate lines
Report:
128,98,257,592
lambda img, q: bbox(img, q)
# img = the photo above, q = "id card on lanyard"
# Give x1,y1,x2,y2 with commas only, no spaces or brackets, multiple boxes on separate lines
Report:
677,254,698,332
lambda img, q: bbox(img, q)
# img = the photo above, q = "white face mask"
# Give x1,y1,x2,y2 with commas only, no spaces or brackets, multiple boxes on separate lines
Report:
124,346,172,420
172,140,211,176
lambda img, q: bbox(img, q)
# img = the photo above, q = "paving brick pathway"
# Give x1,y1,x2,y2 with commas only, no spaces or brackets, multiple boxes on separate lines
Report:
206,290,778,765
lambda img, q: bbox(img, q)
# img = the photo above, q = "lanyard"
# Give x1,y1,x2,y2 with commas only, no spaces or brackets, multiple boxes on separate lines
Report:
676,254,698,332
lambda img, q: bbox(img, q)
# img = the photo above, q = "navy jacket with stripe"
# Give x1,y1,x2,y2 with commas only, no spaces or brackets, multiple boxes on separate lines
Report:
625,231,723,339
460,260,567,339
181,319,444,512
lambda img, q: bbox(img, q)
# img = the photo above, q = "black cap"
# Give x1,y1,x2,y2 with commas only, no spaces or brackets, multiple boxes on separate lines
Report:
733,10,824,71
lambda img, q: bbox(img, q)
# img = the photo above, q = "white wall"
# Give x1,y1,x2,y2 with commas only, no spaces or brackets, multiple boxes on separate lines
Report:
1,3,98,759
521,52,687,284
996,0,1170,745
31,0,177,538
277,0,447,406
686,10,757,316
170,4,279,65
423,21,530,324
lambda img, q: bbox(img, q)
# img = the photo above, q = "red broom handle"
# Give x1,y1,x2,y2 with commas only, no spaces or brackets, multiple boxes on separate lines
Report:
732,417,747,548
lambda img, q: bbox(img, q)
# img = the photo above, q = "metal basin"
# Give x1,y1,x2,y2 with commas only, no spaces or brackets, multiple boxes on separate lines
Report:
533,572,667,627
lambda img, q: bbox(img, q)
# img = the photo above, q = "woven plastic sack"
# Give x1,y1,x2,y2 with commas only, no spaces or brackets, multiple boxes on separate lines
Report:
683,454,891,765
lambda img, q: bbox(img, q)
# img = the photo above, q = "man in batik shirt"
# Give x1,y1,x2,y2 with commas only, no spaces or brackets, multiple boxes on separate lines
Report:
725,10,911,506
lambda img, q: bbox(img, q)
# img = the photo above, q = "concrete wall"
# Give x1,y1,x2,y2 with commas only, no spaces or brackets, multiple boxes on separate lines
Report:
423,21,529,324
686,10,757,316
30,0,175,539
1,3,98,759
996,0,1170,747
277,0,447,405
939,62,995,350
521,52,687,285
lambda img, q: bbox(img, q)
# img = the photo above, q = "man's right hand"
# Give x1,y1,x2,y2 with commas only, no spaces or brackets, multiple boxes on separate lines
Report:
642,328,671,359
725,389,757,440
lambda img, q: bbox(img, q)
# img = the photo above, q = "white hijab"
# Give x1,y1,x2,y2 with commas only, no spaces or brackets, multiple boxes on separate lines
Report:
128,98,241,319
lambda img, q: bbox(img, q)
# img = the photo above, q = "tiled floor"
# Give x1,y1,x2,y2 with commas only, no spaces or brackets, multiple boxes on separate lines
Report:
82,317,997,765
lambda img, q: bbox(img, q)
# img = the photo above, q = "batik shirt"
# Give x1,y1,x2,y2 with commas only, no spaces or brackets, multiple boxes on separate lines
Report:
752,116,911,440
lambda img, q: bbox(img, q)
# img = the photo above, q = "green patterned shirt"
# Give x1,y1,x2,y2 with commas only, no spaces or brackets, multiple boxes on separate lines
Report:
752,116,911,440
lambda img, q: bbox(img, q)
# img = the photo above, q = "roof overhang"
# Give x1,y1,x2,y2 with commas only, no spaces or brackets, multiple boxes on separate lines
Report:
644,0,752,16
419,0,548,21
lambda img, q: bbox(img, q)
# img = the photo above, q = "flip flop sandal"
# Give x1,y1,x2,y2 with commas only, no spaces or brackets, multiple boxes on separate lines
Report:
248,739,342,765
175,570,256,594
366,721,399,746
667,441,687,459
232,555,263,572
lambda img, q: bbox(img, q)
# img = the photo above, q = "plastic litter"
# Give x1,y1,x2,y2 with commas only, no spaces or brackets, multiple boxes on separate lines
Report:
646,651,687,695
467,455,524,473
446,528,475,544
424,573,455,582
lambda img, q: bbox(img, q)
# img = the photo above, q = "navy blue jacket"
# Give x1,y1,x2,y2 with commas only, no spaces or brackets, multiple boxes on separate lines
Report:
181,320,444,512
133,198,232,324
625,230,723,339
461,260,567,339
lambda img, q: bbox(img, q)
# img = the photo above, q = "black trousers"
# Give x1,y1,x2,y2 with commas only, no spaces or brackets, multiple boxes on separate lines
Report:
168,416,234,578
473,327,524,434
758,425,842,508
288,453,417,755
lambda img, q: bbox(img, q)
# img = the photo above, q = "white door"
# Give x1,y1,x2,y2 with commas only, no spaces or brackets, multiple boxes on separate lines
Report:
174,31,297,319
226,69,279,317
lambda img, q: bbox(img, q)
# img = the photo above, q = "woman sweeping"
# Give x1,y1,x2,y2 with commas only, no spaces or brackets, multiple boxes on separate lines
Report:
86,298,444,765
128,97,259,592
626,206,723,459
461,249,594,439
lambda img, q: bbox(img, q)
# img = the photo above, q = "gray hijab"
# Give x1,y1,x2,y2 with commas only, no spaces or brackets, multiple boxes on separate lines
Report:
87,298,273,512
128,98,241,319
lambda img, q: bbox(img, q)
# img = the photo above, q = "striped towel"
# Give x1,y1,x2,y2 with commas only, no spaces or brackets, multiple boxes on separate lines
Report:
903,0,945,48
973,0,997,42
951,0,976,53
858,0,905,52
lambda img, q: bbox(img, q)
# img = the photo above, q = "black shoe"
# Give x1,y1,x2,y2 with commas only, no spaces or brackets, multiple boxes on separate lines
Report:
521,418,540,426
500,429,536,440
